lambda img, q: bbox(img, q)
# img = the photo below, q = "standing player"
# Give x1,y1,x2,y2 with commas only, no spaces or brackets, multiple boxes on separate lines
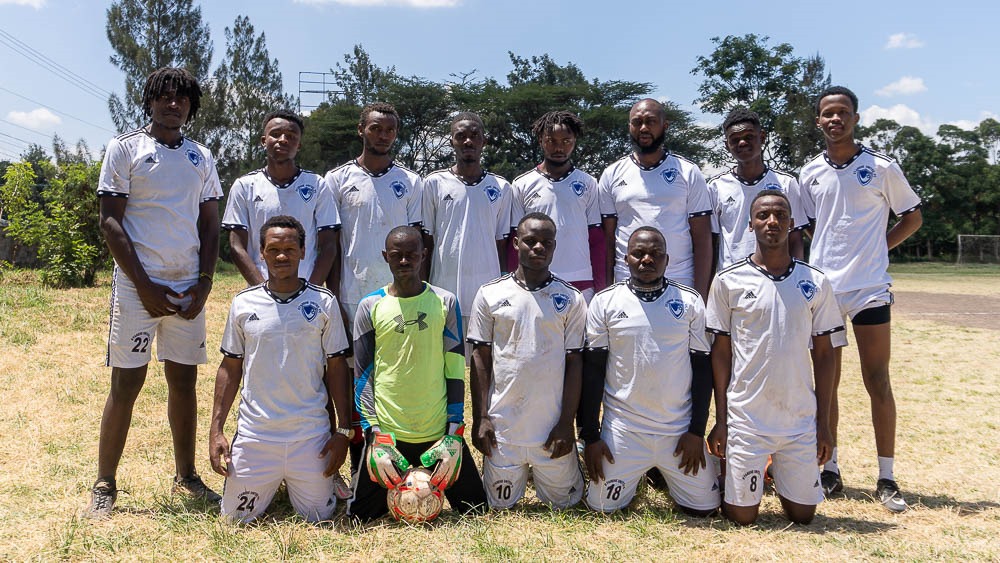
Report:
798,86,922,512
580,227,718,516
325,102,423,471
511,110,604,301
599,98,713,301
706,190,841,525
709,107,806,267
222,109,340,287
88,67,222,518
468,212,587,510
348,227,487,521
209,216,352,523
422,111,512,345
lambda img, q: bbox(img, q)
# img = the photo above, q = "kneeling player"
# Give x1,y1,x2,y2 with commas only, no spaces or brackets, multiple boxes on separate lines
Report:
347,227,487,521
210,216,352,523
468,213,587,509
579,227,719,515
706,190,840,525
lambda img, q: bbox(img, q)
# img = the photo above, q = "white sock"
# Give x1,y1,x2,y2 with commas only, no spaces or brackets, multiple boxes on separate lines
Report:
824,447,839,473
878,456,895,481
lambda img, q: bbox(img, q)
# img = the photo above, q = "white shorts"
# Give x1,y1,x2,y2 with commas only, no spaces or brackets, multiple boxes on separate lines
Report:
482,441,584,509
584,425,720,513
221,432,337,523
106,270,208,368
724,429,824,507
836,285,893,322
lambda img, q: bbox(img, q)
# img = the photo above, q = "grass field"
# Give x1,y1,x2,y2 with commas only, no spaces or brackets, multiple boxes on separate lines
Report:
0,263,998,561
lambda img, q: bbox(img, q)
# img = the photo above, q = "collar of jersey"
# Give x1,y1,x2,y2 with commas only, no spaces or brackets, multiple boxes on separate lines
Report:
354,159,395,178
511,272,554,292
629,151,669,171
261,280,308,303
823,145,865,170
627,277,667,302
536,165,576,183
449,168,489,186
144,129,185,150
732,166,770,186
262,167,303,189
745,255,796,281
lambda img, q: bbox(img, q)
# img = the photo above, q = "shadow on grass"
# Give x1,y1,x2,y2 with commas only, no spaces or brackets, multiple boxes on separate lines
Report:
833,485,1000,515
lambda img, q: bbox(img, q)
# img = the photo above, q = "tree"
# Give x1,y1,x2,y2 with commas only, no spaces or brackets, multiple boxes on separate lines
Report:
692,34,831,170
105,0,213,133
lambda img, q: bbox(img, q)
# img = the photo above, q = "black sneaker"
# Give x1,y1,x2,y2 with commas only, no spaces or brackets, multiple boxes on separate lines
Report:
172,473,222,504
84,478,118,519
876,478,908,513
820,470,843,497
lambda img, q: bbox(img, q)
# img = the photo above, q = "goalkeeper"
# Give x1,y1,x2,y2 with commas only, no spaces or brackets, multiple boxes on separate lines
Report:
347,226,487,522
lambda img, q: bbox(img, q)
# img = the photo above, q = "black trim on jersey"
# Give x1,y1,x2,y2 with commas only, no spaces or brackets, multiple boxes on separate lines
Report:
326,349,350,359
732,167,770,186
794,259,826,276
353,159,396,178
628,151,669,171
601,213,618,218
467,338,492,346
408,221,423,228
202,196,223,201
822,145,865,169
478,272,512,290
511,273,555,292
626,277,666,302
791,224,809,232
584,345,610,352
689,349,711,356
863,146,897,164
745,255,797,282
667,279,703,301
317,224,343,232
447,168,489,187
96,190,128,198
261,167,304,189
688,209,712,218
305,282,337,299
114,129,146,142
715,260,746,277
535,165,576,183
897,203,922,216
566,347,585,354
262,279,309,304
593,280,626,300
706,327,730,336
220,348,243,359
815,326,846,336
221,222,248,231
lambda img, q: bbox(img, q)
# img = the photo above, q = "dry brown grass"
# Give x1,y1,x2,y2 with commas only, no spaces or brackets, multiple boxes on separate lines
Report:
0,264,997,561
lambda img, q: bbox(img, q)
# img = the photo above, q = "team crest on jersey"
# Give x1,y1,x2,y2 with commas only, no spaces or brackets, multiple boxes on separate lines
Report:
186,149,201,167
856,165,876,186
797,280,817,301
551,293,570,312
391,181,407,199
571,180,585,197
298,301,320,322
483,185,501,203
666,299,685,319
661,168,680,184
297,184,316,202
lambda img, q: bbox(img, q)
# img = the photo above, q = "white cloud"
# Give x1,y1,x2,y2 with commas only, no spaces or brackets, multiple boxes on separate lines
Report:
0,0,45,7
885,32,924,49
861,104,936,134
876,76,927,97
295,0,459,6
6,108,61,129
948,111,1000,131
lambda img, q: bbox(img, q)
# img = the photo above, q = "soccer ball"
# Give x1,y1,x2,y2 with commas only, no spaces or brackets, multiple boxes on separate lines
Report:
387,467,444,522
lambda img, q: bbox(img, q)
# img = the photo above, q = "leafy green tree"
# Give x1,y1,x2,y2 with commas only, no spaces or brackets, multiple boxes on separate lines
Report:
692,34,831,170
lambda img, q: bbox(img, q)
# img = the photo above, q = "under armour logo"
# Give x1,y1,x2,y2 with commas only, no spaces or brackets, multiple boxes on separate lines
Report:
743,290,757,300
393,312,428,333
614,311,628,319
247,312,260,322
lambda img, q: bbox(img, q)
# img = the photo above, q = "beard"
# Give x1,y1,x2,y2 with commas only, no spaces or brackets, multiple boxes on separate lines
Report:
542,154,570,168
630,131,666,155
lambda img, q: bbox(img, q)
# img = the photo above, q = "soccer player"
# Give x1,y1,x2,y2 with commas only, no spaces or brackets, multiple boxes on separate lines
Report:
511,110,604,301
798,86,922,512
209,216,352,523
709,107,806,267
599,98,713,301
706,190,841,525
468,212,587,509
579,227,718,516
347,226,487,522
222,109,340,287
325,102,423,471
422,111,512,345
88,67,222,518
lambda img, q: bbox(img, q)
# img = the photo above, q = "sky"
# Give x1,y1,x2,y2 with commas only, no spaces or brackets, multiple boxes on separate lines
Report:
0,0,998,163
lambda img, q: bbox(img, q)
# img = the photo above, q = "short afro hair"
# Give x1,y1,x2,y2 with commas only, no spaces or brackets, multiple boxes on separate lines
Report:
260,215,306,249
262,109,304,134
722,106,762,133
815,86,859,115
359,102,400,129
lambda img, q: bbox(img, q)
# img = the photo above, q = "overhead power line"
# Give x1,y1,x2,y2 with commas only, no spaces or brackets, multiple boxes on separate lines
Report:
0,131,34,146
0,27,112,102
0,118,55,142
0,85,116,135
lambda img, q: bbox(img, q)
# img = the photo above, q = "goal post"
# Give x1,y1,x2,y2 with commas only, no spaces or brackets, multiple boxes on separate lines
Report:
957,234,1000,264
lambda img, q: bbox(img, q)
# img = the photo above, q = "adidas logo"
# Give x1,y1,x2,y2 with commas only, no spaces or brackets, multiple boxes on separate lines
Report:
253,195,264,203
743,290,757,300
199,341,206,348
724,196,736,204
497,299,512,308
613,179,628,188
614,311,628,319
811,178,820,186
247,312,260,322
346,186,359,193
443,194,454,201
526,192,541,201
144,156,156,164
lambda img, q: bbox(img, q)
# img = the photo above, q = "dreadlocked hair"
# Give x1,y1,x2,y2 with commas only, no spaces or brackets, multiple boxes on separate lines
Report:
142,67,202,123
531,110,584,140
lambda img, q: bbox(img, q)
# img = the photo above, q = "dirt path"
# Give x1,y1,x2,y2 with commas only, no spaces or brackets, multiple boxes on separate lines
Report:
893,291,1000,330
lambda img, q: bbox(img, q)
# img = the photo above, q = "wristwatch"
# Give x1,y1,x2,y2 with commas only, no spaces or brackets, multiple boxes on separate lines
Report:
335,426,355,440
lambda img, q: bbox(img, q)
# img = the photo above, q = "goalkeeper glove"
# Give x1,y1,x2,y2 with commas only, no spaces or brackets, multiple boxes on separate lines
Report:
367,431,410,489
420,424,465,490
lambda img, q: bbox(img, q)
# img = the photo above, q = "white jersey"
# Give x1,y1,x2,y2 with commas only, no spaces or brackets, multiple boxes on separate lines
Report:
511,167,600,283
708,168,806,268
798,146,921,294
586,279,711,436
222,168,341,280
325,161,422,306
220,282,350,442
467,274,587,447
422,169,512,313
706,257,844,436
97,130,223,281
598,153,712,285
